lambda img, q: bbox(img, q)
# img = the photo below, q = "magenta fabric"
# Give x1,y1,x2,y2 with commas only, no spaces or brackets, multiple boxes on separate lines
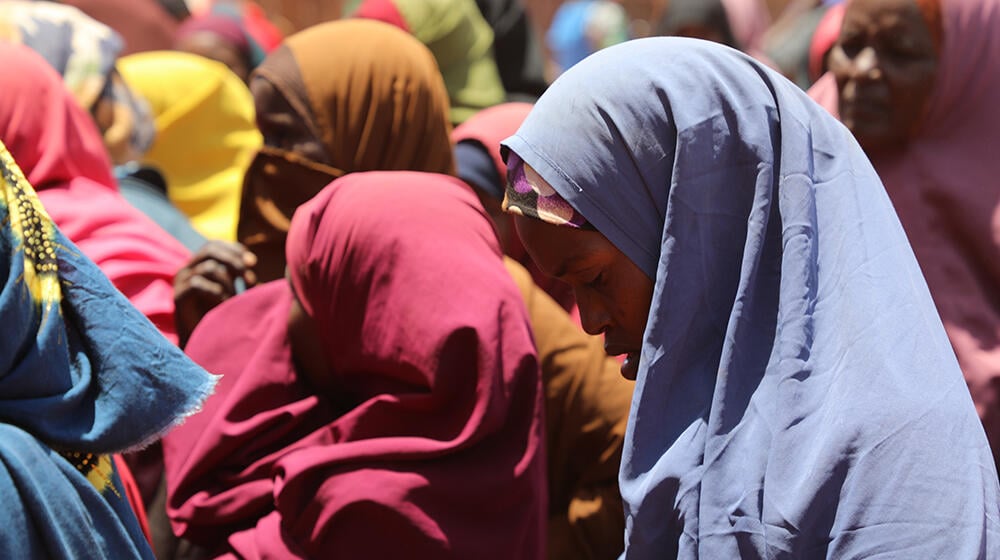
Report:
0,44,189,343
808,3,844,82
809,0,1000,464
351,0,410,31
165,171,547,558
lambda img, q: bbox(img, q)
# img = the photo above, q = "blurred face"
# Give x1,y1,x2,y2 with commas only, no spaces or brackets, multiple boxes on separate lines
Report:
176,31,250,84
828,0,938,152
250,76,328,164
514,215,654,379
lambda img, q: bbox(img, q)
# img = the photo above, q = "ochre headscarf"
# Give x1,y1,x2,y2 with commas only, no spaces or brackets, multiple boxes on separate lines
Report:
120,51,262,242
238,19,454,281
266,19,454,174
353,0,507,123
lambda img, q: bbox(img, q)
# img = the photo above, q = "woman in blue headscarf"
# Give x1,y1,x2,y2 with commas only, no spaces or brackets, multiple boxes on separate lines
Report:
0,140,215,558
501,37,1000,558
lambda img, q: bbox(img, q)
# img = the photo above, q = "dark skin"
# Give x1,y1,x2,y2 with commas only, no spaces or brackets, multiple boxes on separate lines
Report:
513,214,654,380
828,0,938,154
286,283,331,393
173,240,257,347
173,76,327,346
175,31,251,84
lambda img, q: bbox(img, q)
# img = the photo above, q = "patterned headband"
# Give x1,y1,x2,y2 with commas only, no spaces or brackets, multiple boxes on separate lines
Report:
502,151,589,229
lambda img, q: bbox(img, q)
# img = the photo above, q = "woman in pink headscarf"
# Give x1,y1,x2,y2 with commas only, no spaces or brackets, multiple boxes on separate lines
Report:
0,43,189,343
164,172,546,558
809,0,1000,465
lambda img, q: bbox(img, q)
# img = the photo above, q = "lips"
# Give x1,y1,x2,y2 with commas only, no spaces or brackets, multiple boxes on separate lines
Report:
605,343,641,380
620,352,641,380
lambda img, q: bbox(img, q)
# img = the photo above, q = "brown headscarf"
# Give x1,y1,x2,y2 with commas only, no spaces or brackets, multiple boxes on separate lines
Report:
238,19,455,282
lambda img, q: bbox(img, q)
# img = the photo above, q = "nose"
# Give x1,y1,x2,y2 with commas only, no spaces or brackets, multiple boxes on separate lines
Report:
575,289,612,336
849,46,883,81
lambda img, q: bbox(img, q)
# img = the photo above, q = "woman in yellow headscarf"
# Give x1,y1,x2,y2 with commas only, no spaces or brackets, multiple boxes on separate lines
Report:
119,51,262,242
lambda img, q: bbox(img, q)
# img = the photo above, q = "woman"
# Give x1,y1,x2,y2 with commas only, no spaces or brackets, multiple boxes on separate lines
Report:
120,51,262,242
546,0,629,77
180,23,630,556
500,37,999,557
453,102,576,313
472,0,548,100
0,0,156,165
351,0,507,124
455,104,634,559
174,12,261,84
235,18,454,283
0,43,189,344
811,0,1000,467
655,0,739,47
164,172,546,558
0,140,215,558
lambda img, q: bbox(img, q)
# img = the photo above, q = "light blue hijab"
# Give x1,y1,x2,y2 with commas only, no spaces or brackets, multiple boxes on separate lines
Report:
502,38,1000,558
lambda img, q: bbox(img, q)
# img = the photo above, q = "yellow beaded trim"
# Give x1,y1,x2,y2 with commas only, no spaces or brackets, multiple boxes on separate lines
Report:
61,452,122,499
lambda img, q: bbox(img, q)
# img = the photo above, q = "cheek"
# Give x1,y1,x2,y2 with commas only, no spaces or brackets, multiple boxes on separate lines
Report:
885,61,938,125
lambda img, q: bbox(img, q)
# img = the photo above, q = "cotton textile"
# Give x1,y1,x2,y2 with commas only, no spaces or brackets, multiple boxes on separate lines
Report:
120,51,262,242
166,171,546,558
0,140,215,559
503,37,1000,557
0,43,190,343
810,0,1000,469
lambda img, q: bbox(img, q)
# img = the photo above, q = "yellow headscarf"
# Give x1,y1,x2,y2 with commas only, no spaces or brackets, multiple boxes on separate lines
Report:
119,51,262,241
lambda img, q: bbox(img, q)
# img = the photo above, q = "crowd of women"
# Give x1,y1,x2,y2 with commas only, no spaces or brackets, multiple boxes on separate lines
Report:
0,0,998,557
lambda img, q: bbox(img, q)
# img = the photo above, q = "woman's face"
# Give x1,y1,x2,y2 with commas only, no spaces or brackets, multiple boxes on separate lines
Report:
828,0,938,152
250,76,328,164
514,215,654,379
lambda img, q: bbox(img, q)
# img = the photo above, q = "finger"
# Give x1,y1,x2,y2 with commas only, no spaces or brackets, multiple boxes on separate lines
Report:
191,259,237,292
186,274,227,303
191,241,253,272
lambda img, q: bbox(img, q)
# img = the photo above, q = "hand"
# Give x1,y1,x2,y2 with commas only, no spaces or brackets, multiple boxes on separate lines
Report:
174,241,257,347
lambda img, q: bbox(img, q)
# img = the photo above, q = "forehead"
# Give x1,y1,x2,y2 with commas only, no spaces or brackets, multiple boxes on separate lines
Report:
513,215,615,277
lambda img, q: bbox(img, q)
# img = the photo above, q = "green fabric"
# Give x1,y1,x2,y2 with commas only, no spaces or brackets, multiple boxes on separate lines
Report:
395,0,506,123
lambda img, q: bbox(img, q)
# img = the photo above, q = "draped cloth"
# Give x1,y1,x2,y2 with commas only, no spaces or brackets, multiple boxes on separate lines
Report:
237,19,455,280
504,258,631,560
502,38,1000,558
809,0,1000,468
120,51,262,242
0,43,190,343
453,102,577,313
353,0,507,123
165,171,546,558
0,0,155,165
58,0,177,55
0,140,215,558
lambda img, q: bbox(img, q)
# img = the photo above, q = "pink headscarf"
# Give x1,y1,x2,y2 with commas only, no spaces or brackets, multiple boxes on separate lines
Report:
165,171,546,558
809,0,1000,463
720,0,772,51
0,43,189,343
808,2,845,82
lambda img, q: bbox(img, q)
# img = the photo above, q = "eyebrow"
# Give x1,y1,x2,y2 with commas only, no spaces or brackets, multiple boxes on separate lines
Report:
551,248,603,280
